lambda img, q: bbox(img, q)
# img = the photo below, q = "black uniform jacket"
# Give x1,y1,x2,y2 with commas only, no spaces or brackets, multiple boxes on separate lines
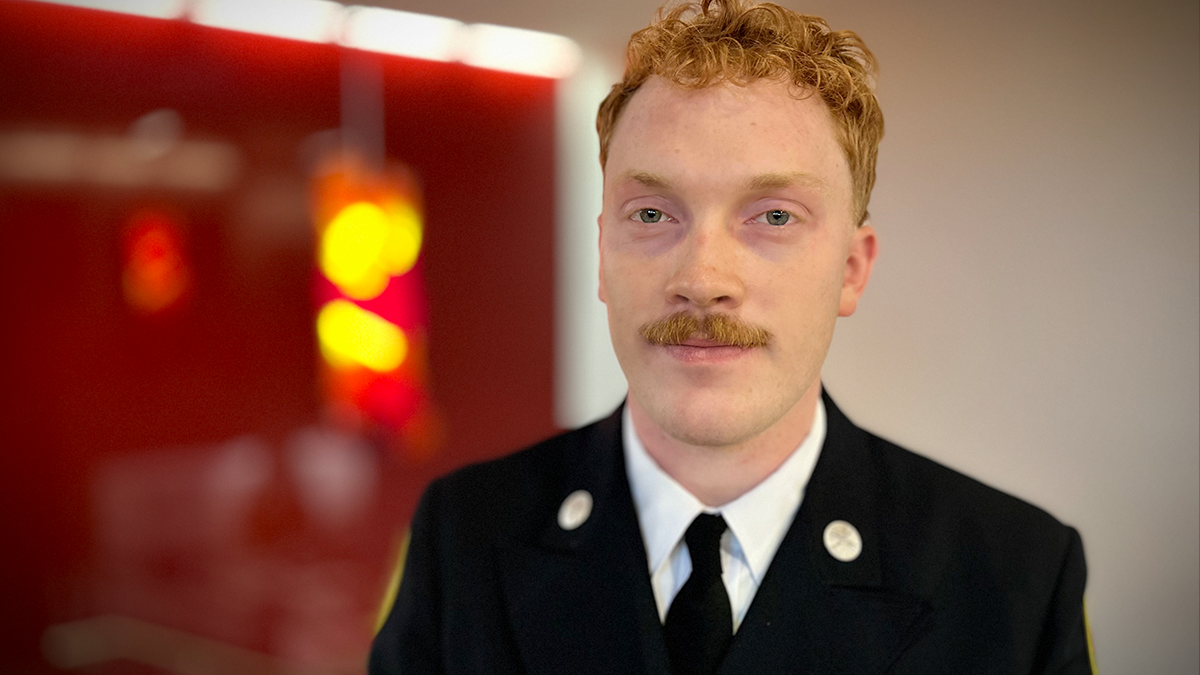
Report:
370,392,1093,674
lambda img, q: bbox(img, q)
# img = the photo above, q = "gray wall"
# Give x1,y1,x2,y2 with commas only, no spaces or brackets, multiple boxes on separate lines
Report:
820,2,1199,672
545,0,1200,671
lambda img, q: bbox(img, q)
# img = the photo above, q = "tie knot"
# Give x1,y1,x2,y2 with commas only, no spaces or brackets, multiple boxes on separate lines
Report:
684,513,727,576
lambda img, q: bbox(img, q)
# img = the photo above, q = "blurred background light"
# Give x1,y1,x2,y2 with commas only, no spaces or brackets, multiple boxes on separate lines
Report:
317,299,408,372
0,131,84,183
379,200,422,277
42,615,284,672
154,139,242,191
127,108,183,161
318,198,423,300
341,6,462,62
33,0,186,19
460,23,582,79
191,0,344,43
0,129,241,191
121,211,191,315
310,156,444,461
29,0,582,78
320,201,392,300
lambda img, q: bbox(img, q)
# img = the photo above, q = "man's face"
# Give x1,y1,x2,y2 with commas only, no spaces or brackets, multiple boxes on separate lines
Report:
599,76,876,449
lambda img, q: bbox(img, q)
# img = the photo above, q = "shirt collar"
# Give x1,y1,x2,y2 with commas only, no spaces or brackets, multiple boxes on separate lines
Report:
623,398,826,583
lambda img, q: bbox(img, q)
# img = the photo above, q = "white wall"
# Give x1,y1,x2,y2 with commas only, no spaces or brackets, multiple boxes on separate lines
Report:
555,57,627,427
553,0,1200,671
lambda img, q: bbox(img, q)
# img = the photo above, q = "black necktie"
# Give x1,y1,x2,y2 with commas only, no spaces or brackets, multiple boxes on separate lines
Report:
664,513,733,675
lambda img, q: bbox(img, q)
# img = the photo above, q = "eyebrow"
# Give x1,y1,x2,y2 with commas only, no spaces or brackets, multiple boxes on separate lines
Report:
745,172,827,191
623,171,672,189
618,170,826,192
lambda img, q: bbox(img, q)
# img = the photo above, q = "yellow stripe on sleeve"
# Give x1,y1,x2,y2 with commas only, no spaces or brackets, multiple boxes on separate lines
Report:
1084,597,1098,674
374,529,412,634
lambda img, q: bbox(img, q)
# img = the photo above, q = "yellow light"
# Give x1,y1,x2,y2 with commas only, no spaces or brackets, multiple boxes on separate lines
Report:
317,300,408,372
320,201,391,300
381,200,423,277
319,200,424,300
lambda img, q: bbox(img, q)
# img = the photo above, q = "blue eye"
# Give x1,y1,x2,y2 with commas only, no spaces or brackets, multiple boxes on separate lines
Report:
764,210,790,226
637,208,664,223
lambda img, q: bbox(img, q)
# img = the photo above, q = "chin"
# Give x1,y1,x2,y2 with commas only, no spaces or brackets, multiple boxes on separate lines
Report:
646,389,778,449
663,422,752,449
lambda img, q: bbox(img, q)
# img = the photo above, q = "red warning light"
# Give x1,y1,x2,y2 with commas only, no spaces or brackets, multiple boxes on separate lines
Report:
311,154,443,460
121,210,191,315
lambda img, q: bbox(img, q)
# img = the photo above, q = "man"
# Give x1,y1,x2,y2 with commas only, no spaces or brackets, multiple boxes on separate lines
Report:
370,1,1094,673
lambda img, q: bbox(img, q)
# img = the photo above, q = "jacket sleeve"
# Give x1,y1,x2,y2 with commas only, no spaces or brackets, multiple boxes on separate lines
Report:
1034,527,1096,674
369,480,445,675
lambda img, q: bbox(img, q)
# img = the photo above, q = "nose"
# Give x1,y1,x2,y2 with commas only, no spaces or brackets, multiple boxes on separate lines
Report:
663,221,745,310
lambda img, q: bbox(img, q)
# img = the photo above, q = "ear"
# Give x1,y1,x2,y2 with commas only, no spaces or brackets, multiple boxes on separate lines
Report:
838,222,878,317
596,213,608,304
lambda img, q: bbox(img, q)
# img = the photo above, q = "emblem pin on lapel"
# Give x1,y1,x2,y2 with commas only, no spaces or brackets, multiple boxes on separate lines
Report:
823,520,863,562
557,489,593,531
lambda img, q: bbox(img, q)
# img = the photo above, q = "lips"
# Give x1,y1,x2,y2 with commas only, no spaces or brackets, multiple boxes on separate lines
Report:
663,342,753,364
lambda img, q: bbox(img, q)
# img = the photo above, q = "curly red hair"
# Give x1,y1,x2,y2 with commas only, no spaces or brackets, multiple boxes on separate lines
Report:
597,0,884,224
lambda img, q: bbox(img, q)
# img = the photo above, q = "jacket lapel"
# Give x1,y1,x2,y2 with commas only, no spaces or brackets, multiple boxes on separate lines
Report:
720,391,931,675
498,407,670,675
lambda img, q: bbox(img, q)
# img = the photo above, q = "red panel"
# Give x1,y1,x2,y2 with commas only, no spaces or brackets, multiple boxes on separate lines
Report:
0,1,559,670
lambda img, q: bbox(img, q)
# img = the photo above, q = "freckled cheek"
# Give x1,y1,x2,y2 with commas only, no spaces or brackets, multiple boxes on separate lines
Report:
603,256,664,313
752,268,838,326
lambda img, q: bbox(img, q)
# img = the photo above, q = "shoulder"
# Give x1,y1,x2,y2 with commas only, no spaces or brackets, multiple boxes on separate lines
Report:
417,410,620,545
434,413,610,502
821,393,1076,554
816,390,1083,602
823,405,1091,670
864,429,1077,559
826,411,1086,617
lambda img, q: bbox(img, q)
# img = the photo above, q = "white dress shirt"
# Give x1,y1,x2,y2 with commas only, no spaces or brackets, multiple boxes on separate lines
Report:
623,399,826,632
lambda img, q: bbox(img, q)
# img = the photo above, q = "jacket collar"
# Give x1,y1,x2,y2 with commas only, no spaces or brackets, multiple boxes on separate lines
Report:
500,392,930,674
719,389,931,674
499,405,671,674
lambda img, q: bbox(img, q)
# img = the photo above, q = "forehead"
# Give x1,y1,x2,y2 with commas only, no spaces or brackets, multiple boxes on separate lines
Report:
605,76,850,196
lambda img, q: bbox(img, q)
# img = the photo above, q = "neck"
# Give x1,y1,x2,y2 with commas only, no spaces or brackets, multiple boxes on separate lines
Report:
629,381,821,506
